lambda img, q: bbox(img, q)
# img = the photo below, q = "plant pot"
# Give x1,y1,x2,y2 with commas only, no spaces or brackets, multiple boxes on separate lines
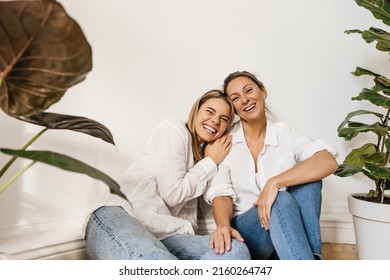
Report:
348,193,390,260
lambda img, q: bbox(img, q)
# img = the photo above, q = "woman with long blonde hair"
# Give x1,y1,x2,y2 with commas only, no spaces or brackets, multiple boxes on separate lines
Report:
84,89,250,260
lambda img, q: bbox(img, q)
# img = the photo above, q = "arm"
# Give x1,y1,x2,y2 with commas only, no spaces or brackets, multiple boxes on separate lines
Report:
255,150,338,230
150,120,232,208
210,196,244,254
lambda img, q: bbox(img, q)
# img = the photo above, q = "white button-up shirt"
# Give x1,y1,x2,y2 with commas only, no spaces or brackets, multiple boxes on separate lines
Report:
98,118,218,240
204,120,337,216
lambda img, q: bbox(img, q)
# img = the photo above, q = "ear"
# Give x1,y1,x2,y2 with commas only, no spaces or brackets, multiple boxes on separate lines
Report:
262,88,267,99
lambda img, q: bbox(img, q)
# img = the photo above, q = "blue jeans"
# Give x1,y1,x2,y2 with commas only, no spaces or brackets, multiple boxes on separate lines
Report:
85,205,251,260
231,181,322,260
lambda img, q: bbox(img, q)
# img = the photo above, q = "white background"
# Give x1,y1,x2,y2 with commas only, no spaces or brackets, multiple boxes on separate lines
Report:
1,0,389,257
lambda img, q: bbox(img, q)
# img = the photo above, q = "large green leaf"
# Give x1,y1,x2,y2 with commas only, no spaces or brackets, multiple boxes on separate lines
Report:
345,28,390,53
355,0,390,26
18,112,115,145
0,148,127,201
352,67,390,92
337,109,383,130
0,0,92,117
337,110,389,141
343,143,380,167
352,88,390,108
364,162,390,180
338,120,388,140
334,164,362,177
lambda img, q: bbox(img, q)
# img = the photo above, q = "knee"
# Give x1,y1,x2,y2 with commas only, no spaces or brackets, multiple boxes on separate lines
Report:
273,191,294,209
229,240,251,260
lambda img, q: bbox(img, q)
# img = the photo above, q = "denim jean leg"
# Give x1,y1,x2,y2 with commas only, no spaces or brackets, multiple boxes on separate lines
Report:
85,206,177,260
269,191,314,260
231,206,275,260
161,234,251,260
287,180,323,259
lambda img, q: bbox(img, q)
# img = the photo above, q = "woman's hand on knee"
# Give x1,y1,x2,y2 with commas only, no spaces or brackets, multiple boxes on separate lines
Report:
210,225,244,255
254,179,280,230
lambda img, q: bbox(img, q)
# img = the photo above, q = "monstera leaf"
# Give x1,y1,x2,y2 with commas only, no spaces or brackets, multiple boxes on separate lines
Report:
0,0,126,200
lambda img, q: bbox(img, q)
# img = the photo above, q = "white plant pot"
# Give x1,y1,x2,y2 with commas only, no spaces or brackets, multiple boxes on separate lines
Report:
348,193,390,260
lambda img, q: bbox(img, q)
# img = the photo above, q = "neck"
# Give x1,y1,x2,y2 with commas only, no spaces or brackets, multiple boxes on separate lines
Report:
241,117,267,139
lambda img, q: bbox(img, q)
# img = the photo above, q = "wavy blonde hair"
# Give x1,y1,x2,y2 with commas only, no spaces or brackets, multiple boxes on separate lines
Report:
186,89,235,162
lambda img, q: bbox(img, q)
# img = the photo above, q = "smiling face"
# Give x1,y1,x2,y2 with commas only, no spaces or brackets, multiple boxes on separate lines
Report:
225,76,267,123
194,97,231,142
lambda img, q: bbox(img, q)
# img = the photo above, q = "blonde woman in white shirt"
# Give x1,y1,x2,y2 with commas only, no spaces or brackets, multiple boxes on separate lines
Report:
84,89,250,260
205,71,338,260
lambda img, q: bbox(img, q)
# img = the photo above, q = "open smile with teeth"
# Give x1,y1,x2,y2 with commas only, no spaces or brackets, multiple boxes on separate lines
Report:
244,103,256,112
203,124,217,134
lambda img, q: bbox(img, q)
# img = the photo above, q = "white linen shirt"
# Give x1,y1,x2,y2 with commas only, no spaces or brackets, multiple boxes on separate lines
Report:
96,118,218,240
204,120,337,216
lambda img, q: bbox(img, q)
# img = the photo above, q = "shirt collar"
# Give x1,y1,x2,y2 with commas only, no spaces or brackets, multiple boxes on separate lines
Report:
231,119,278,147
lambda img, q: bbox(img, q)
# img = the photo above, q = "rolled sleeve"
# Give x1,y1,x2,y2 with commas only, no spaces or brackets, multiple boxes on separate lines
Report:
295,138,337,162
203,163,237,205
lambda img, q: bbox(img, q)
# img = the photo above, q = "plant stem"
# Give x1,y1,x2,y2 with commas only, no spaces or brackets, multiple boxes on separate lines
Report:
0,127,48,178
0,161,36,194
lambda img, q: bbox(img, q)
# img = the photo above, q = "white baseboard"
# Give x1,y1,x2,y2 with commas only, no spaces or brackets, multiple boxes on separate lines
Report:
2,206,355,260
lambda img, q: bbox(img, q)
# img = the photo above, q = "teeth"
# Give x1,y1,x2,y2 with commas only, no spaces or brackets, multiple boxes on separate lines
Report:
203,124,216,133
244,104,255,112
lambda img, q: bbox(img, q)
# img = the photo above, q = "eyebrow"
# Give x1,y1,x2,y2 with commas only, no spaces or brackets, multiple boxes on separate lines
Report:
229,83,253,96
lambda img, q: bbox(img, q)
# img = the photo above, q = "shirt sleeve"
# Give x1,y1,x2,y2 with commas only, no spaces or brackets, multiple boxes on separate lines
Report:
203,163,237,205
148,119,217,208
287,125,337,162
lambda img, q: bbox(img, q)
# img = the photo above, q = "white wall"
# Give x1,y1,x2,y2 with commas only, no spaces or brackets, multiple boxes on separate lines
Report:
1,0,389,258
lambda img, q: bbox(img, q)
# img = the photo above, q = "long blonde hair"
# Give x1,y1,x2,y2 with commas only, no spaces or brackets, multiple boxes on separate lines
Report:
186,89,235,162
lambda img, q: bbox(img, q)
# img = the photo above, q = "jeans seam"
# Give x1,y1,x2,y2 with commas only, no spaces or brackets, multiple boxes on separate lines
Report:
91,211,137,259
273,202,300,260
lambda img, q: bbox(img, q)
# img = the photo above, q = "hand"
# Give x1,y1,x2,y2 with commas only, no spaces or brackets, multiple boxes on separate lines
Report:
253,178,280,230
204,134,232,165
210,225,244,254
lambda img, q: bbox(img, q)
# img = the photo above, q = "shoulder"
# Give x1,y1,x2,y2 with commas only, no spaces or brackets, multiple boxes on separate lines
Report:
268,120,298,135
153,117,188,138
229,120,242,135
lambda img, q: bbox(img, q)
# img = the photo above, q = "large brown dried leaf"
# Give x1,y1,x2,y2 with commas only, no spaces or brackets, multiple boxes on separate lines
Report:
0,0,92,116
19,112,115,145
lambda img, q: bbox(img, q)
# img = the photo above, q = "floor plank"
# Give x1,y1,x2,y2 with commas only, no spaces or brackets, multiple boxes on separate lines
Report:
322,243,357,260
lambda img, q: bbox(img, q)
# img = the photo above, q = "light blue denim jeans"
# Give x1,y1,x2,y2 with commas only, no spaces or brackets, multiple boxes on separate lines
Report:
85,205,251,260
231,181,323,260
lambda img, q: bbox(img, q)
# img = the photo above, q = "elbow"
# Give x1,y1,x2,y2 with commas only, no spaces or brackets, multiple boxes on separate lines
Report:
325,152,339,174
330,159,339,174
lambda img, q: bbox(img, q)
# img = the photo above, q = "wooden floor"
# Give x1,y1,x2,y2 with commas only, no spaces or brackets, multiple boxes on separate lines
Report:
322,243,357,260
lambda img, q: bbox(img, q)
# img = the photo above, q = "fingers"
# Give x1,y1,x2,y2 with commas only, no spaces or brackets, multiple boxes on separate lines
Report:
254,197,271,231
258,206,270,230
210,226,235,254
231,229,244,243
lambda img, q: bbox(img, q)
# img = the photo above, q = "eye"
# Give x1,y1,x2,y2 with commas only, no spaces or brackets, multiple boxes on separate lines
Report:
246,88,253,94
220,117,229,123
230,96,239,102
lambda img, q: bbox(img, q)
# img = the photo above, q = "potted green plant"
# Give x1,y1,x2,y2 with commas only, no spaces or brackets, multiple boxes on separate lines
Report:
0,1,126,198
335,0,390,259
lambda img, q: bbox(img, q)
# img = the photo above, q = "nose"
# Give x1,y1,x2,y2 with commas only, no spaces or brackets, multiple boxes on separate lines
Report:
242,94,250,104
211,115,220,126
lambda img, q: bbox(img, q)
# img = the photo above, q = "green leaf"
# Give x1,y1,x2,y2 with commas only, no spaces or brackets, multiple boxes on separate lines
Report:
18,112,115,145
0,148,127,201
337,109,383,131
0,0,92,117
352,88,390,108
334,164,362,177
354,0,390,26
338,121,388,140
343,143,379,167
364,162,390,180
